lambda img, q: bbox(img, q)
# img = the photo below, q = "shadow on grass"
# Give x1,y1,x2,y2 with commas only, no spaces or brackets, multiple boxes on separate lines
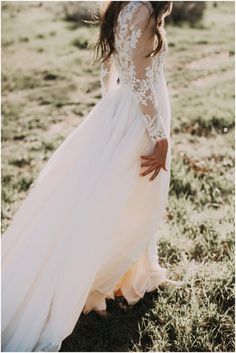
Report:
60,290,160,352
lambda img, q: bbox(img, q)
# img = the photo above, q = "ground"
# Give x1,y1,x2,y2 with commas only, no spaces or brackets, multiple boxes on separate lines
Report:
1,1,235,352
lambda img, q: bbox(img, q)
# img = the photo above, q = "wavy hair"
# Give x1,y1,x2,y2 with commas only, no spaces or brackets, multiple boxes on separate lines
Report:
92,1,173,63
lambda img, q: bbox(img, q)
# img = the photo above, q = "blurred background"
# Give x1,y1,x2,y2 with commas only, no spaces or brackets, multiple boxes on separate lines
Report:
1,1,235,352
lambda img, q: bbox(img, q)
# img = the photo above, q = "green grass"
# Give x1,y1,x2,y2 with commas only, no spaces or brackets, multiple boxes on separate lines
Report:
1,1,235,352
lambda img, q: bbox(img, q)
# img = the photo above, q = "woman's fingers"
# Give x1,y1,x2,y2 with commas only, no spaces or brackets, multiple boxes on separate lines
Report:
149,166,161,181
162,165,168,172
141,160,155,168
140,164,156,177
161,159,168,171
140,155,155,161
139,139,168,180
161,161,168,171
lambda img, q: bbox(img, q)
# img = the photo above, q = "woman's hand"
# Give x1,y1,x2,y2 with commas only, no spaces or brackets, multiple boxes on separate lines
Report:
140,138,168,181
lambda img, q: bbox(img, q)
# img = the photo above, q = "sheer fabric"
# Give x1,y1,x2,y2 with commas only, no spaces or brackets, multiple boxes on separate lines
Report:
99,55,119,97
100,1,168,142
1,2,174,352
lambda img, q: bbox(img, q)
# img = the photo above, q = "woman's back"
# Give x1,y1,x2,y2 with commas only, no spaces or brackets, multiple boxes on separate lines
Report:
113,1,168,86
100,0,169,143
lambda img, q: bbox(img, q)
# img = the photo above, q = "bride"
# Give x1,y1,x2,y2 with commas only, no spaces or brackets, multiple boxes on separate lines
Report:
1,1,178,351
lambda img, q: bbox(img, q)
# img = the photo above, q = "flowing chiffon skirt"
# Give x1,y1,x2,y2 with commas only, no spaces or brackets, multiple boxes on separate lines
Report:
1,79,171,352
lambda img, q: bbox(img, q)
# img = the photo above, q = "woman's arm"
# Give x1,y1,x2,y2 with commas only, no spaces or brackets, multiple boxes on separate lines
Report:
127,4,168,181
128,4,167,143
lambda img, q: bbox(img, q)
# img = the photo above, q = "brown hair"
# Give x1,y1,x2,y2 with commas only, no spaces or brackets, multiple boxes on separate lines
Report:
92,1,173,64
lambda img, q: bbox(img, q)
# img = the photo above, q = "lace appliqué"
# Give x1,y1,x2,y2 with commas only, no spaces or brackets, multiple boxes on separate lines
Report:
143,113,166,141
113,1,168,143
128,27,166,142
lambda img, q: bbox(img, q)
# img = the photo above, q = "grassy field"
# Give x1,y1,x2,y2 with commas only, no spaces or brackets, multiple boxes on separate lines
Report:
1,1,235,352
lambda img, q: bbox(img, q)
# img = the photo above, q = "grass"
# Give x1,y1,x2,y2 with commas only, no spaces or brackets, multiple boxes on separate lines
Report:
1,1,235,352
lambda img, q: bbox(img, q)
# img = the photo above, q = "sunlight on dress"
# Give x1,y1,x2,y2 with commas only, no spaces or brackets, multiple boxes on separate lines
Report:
1,1,178,351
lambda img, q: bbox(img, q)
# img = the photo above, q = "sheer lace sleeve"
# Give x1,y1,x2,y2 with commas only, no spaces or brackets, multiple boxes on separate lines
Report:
99,55,119,98
128,4,167,143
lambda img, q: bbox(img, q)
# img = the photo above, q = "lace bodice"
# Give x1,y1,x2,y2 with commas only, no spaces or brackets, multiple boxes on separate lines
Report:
99,1,168,143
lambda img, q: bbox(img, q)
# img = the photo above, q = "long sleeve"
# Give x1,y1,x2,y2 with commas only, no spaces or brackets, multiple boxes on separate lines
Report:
127,4,167,143
99,55,119,98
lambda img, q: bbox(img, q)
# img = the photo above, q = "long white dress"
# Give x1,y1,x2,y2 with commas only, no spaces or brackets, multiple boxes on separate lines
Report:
1,1,173,352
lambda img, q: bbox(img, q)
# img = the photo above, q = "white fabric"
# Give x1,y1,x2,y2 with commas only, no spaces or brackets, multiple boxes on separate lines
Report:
101,0,168,142
1,1,172,351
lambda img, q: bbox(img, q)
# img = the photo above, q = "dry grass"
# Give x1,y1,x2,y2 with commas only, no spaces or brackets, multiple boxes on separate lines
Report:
1,1,235,351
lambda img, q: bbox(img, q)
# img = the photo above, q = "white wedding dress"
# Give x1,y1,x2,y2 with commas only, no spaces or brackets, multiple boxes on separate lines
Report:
1,1,173,351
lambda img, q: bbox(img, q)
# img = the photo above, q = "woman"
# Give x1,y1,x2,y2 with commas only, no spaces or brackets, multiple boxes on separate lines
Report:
1,1,178,351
